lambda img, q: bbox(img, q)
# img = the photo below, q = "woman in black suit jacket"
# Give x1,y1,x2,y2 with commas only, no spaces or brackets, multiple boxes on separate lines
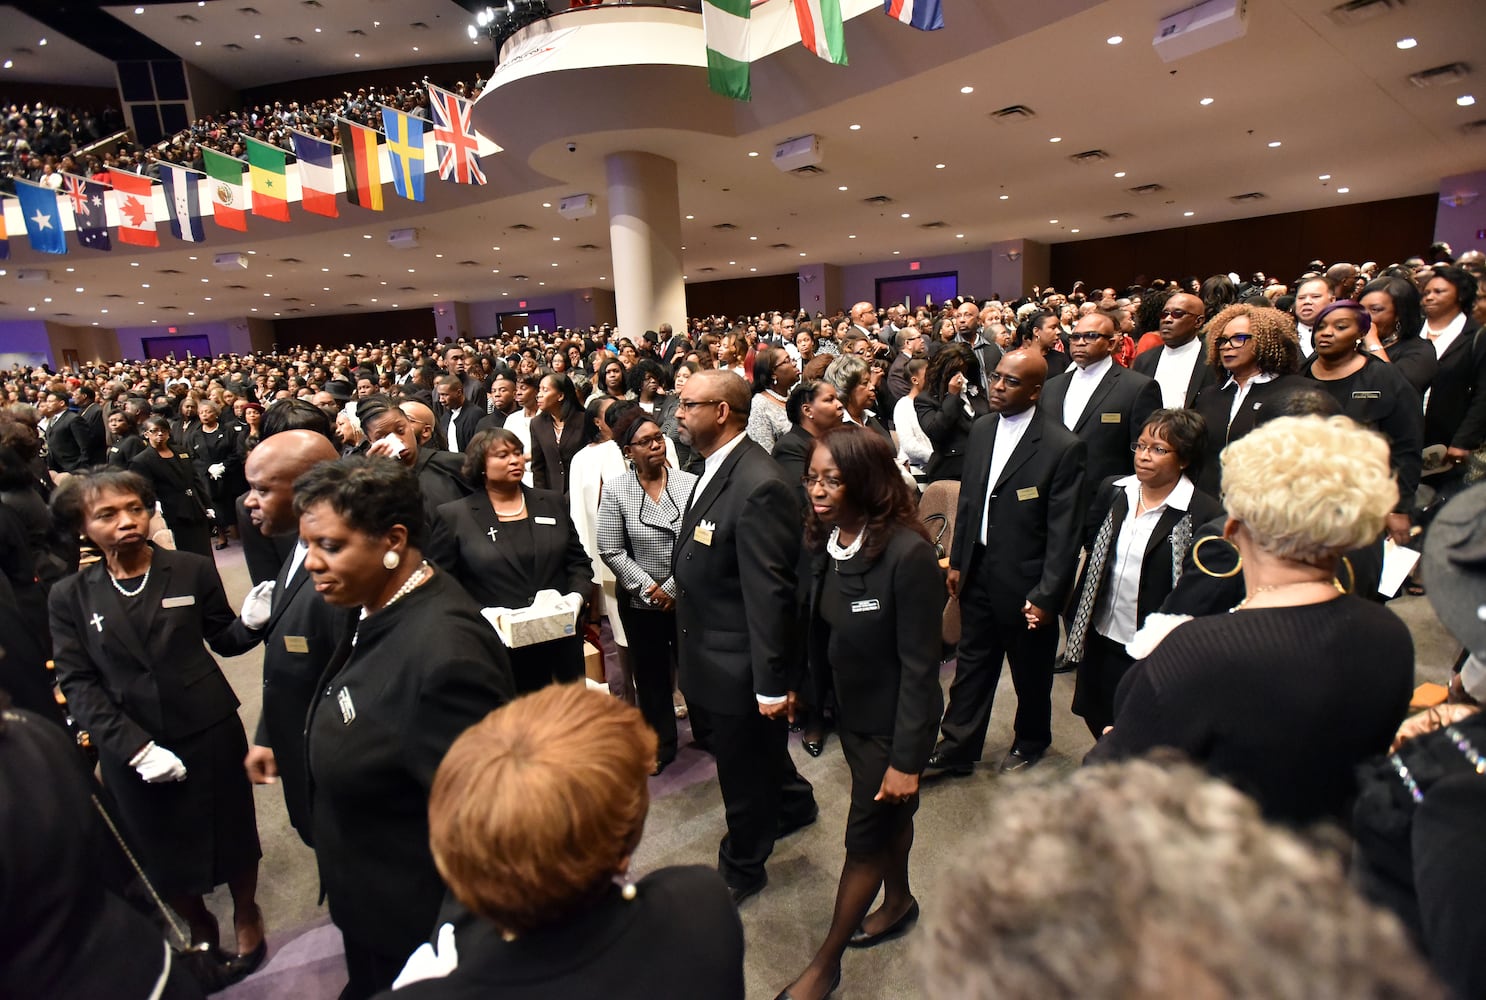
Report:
48,469,265,966
1063,410,1222,736
437,428,593,694
528,371,586,495
772,379,844,516
297,458,513,999
915,342,987,483
775,425,944,1000
1418,266,1486,468
131,416,215,558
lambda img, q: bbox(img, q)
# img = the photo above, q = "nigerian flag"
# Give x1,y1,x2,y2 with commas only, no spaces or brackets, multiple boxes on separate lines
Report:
704,0,751,101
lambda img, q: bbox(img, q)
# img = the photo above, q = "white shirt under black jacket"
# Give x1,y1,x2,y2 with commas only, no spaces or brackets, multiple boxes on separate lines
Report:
445,406,464,452
1152,337,1204,409
1061,355,1114,430
1094,474,1195,644
979,407,1035,545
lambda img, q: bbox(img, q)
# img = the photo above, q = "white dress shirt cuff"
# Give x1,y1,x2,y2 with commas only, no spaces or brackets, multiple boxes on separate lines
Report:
756,693,787,705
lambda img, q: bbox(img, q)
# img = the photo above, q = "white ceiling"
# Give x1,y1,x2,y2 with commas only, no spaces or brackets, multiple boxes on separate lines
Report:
0,6,118,86
1,0,1483,331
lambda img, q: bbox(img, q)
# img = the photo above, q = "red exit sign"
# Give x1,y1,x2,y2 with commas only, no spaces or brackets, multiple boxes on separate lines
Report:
519,300,527,308
909,261,921,271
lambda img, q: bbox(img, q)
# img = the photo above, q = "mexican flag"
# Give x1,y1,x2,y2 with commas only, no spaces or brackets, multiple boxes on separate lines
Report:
200,147,248,231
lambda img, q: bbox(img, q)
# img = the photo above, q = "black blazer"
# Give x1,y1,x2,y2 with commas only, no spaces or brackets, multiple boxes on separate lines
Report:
77,403,107,466
44,411,90,473
806,527,944,772
306,571,513,958
1190,374,1310,497
948,409,1087,618
440,405,485,455
1134,341,1219,407
673,435,803,713
1422,320,1486,451
49,546,257,761
1038,362,1162,501
771,424,815,515
435,487,593,610
130,448,213,527
916,391,987,483
529,413,584,495
1303,354,1423,511
1386,335,1438,397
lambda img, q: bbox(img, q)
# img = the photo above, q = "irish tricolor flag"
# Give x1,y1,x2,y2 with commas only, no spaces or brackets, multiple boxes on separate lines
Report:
703,0,751,101
794,0,847,64
201,147,248,231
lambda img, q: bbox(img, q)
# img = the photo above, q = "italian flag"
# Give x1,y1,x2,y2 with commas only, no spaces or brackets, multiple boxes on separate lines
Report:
245,136,291,222
703,0,751,101
200,147,248,231
794,0,847,64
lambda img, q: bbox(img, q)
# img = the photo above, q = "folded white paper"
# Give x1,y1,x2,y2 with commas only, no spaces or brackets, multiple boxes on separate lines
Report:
1377,539,1421,598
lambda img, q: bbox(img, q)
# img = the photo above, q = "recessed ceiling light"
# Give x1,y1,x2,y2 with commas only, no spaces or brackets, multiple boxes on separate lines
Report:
1049,136,1062,143
314,27,322,32
1199,97,1214,106
1071,228,1080,233
892,250,900,255
343,252,351,257
263,292,271,297
799,252,807,257
750,267,757,272
202,298,211,302
935,163,946,169
1318,173,1331,180
1183,211,1195,217
255,34,262,39
551,262,558,267
65,267,74,273
412,46,419,51
27,307,34,312
960,86,974,94
848,234,856,239
134,5,143,12
838,185,848,191
407,268,415,273
1107,35,1123,45
492,246,500,251
141,283,150,288
43,297,51,303
2,61,11,70
130,261,139,266
1114,171,1126,178
195,40,202,46
1049,219,1059,224
188,256,197,261
1337,187,1351,194
354,52,360,57
1396,37,1417,49
901,212,910,218
1267,140,1282,148
75,286,84,292
999,194,1010,200
748,151,759,157
729,261,736,265
38,38,46,46
848,124,861,131
956,233,965,239
750,235,758,240
1458,95,1477,107
321,267,330,272
685,214,695,219
187,312,195,316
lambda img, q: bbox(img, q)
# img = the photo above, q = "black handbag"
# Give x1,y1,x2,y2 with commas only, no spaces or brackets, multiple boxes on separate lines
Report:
922,512,949,560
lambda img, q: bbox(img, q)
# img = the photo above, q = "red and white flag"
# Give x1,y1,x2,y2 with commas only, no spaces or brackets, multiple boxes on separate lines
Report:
107,169,159,247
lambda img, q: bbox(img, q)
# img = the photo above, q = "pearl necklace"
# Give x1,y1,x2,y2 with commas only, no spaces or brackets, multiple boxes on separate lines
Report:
492,495,527,518
826,526,866,561
379,560,432,614
109,565,151,598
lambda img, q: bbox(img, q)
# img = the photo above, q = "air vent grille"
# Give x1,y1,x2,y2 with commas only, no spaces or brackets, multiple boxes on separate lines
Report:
1326,0,1403,26
1068,149,1111,164
1103,211,1136,221
509,223,534,231
791,164,825,175
769,243,792,250
1230,191,1267,202
1127,183,1165,196
1409,62,1470,88
712,222,738,231
919,221,948,229
863,195,894,205
989,105,1036,121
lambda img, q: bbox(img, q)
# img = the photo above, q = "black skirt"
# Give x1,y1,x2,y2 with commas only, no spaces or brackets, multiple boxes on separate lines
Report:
840,729,918,854
98,714,261,896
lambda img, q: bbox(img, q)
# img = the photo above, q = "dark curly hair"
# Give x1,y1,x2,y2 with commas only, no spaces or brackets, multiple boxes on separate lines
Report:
292,454,427,549
802,424,928,562
461,428,527,488
1203,304,1300,377
923,342,981,401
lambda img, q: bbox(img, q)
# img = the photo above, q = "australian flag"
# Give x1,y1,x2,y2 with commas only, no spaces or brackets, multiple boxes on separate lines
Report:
62,173,112,251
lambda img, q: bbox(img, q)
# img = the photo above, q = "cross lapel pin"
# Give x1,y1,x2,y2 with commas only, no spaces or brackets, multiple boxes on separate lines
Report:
487,526,499,542
90,612,104,633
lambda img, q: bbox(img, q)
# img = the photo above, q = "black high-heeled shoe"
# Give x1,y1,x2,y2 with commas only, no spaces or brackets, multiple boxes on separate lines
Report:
801,730,826,757
773,968,841,1000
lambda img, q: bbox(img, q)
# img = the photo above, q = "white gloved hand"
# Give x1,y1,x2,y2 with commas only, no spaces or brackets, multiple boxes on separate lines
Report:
131,742,187,783
563,592,585,617
208,463,225,480
392,923,459,989
205,508,217,520
240,580,276,630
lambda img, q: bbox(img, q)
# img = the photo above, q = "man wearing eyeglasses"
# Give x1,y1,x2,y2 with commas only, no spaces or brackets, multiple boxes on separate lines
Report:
1039,312,1162,522
1134,291,1214,408
885,325,927,411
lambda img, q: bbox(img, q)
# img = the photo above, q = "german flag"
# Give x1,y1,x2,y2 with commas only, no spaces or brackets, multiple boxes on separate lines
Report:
338,118,384,212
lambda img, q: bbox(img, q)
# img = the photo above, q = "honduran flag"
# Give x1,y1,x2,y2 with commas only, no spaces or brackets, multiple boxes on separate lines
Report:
289,130,339,218
885,0,942,30
106,168,159,248
159,163,207,243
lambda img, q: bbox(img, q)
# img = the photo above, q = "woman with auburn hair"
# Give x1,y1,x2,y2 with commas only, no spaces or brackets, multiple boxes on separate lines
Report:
1189,304,1307,496
1088,416,1415,826
390,684,744,999
772,425,944,1000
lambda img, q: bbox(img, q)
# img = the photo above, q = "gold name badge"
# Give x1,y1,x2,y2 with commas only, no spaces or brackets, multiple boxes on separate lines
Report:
1101,412,1121,423
284,635,310,653
1016,486,1039,501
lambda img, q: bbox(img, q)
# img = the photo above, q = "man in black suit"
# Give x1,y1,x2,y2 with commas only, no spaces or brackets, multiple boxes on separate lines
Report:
1039,311,1162,521
72,383,108,466
235,430,353,843
437,345,486,414
927,350,1086,776
39,389,90,475
850,301,882,345
673,370,817,904
884,325,925,413
435,375,484,454
1134,291,1215,408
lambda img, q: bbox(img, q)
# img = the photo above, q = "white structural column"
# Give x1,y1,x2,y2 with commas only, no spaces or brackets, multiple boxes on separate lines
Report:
605,151,687,339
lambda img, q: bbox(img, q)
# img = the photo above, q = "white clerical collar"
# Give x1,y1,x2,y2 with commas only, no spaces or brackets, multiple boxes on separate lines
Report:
1073,355,1114,381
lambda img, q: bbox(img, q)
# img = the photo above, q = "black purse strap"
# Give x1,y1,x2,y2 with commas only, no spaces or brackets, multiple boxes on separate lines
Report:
922,512,949,559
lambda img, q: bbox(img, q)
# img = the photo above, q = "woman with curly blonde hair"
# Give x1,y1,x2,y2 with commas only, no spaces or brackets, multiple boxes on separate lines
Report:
1088,415,1415,825
1191,304,1307,495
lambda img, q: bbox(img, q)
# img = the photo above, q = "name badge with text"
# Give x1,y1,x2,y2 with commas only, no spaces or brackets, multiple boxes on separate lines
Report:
1352,391,1381,400
161,595,195,609
284,635,310,654
534,515,558,525
1100,412,1121,423
1016,486,1040,502
851,599,881,613
694,519,716,546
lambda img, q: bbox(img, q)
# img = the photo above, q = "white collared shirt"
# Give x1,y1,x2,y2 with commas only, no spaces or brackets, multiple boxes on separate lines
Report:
446,406,464,452
1061,355,1113,429
1295,322,1314,358
1095,474,1195,643
284,539,308,586
692,429,746,506
1152,337,1204,409
1425,311,1468,358
1222,371,1275,426
979,408,1035,545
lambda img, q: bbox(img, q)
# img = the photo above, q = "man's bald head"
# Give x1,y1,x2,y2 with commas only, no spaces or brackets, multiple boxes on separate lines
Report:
987,349,1046,415
244,430,340,536
674,369,750,456
399,400,436,446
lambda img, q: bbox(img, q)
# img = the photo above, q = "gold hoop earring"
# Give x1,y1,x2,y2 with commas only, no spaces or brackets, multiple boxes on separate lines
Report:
1335,555,1355,594
1191,535,1242,578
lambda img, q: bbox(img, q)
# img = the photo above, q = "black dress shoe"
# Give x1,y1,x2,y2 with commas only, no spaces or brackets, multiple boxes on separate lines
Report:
922,750,974,778
849,897,920,948
801,733,825,757
222,938,267,980
998,745,1047,774
728,876,767,906
1052,652,1077,674
773,968,842,1000
778,806,819,839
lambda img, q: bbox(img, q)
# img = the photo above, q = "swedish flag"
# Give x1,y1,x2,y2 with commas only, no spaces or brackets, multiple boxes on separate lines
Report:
381,107,426,203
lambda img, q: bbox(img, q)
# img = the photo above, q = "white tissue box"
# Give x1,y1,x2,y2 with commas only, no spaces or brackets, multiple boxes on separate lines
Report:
482,590,579,649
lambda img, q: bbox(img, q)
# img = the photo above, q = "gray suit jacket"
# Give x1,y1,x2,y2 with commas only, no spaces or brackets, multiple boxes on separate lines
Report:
596,466,699,609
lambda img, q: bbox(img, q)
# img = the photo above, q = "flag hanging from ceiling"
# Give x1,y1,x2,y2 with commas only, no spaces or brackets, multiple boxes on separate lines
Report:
289,130,339,218
200,147,249,231
0,197,9,260
13,178,65,254
380,106,426,202
244,136,291,221
794,0,847,63
884,0,943,30
428,84,485,186
703,0,751,100
158,163,207,243
337,118,384,212
107,169,159,248
61,173,111,252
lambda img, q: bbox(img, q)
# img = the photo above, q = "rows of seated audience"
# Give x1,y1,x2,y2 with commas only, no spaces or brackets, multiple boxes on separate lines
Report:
2,243,1485,1000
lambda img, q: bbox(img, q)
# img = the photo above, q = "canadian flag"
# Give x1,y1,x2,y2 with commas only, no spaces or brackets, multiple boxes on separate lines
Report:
108,169,159,248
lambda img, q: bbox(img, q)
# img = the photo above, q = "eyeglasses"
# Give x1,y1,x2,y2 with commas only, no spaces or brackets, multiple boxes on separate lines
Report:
1160,308,1201,320
627,433,666,450
1131,442,1172,457
801,474,844,490
989,372,1024,388
1215,333,1252,348
1068,332,1109,343
677,399,724,411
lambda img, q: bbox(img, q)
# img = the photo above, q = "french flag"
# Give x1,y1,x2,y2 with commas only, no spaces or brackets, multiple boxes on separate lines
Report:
290,131,339,218
885,0,942,30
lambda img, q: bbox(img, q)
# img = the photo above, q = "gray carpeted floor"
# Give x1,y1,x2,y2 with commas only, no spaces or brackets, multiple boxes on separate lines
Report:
196,543,1462,999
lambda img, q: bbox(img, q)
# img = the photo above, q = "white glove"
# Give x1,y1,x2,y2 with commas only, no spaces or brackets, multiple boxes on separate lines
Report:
205,508,217,520
208,463,225,480
240,580,275,630
131,742,187,783
562,592,585,618
392,922,459,988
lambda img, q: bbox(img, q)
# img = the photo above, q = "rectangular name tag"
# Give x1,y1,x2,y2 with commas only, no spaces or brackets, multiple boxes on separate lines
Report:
1352,391,1381,400
693,525,714,546
851,599,881,613
1016,486,1040,501
534,515,558,525
1100,412,1121,423
161,595,195,609
284,635,310,654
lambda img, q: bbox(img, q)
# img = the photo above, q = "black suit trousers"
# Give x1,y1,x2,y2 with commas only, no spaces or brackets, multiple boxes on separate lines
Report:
687,703,814,887
616,603,679,763
939,547,1059,759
